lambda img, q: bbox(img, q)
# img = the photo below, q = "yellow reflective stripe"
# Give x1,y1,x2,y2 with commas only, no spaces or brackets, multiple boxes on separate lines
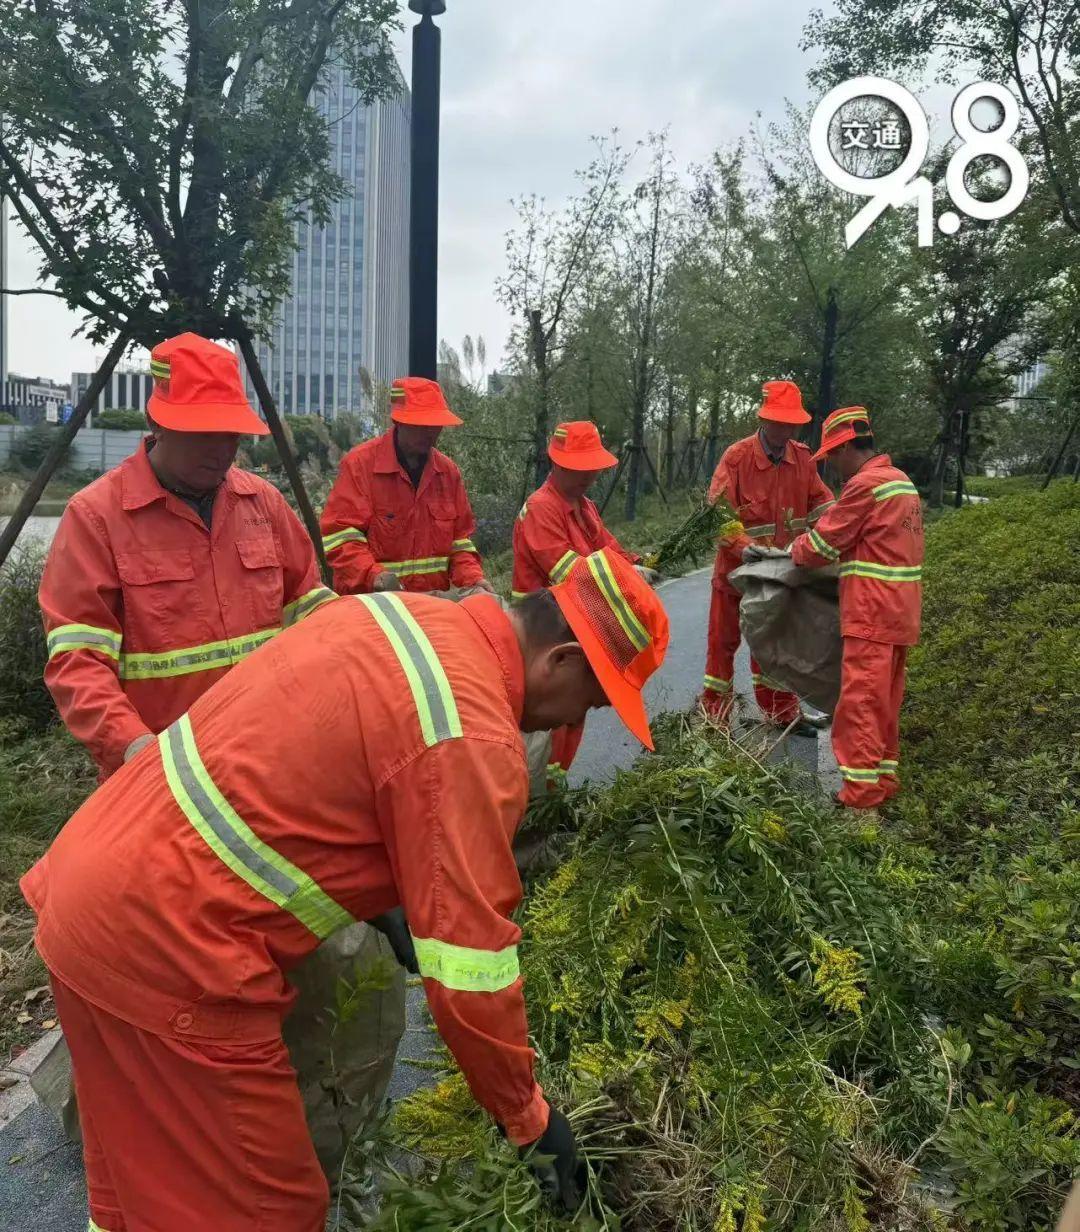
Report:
788,518,807,531
451,538,477,553
745,523,776,539
323,527,368,553
751,672,789,691
510,590,529,601
282,586,337,627
808,527,840,562
825,409,867,430
549,549,578,584
839,561,922,582
159,715,354,939
149,360,171,380
839,765,880,782
518,501,529,522
872,481,919,502
119,630,278,680
703,674,732,693
587,552,649,652
413,936,520,993
879,760,899,774
382,556,450,577
808,500,835,523
47,623,122,661
356,594,462,746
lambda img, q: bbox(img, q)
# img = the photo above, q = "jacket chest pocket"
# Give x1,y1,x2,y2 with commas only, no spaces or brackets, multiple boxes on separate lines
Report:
427,499,457,551
237,536,284,630
116,550,203,646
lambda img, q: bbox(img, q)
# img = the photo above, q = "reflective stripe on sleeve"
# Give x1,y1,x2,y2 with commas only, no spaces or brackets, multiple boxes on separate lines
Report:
47,623,122,662
282,586,337,627
323,527,368,554
413,936,520,993
381,556,450,577
357,593,463,746
119,630,278,680
808,500,835,523
872,481,919,502
549,550,578,584
159,715,354,939
808,527,840,562
751,672,790,692
703,674,733,693
587,552,649,651
839,561,922,581
451,538,478,553
510,590,529,601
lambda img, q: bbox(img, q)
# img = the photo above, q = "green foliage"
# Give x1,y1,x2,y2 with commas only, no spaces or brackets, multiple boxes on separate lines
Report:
0,412,15,425
8,423,70,473
95,408,146,431
0,543,54,735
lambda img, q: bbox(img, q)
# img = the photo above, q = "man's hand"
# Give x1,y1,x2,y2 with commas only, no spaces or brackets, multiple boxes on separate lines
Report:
365,907,418,973
741,544,790,564
521,1104,583,1213
373,571,403,593
634,565,660,587
472,578,495,594
123,734,154,763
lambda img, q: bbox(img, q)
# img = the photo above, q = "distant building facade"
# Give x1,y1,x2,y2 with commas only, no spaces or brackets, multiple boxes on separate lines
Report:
1014,358,1049,399
247,66,411,419
2,373,68,423
70,367,155,419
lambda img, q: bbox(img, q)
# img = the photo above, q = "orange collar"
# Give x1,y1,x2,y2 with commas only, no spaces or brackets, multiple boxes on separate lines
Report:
121,437,259,511
460,595,525,726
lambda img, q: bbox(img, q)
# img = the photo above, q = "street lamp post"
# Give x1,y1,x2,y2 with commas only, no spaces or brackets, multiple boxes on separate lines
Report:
408,0,445,380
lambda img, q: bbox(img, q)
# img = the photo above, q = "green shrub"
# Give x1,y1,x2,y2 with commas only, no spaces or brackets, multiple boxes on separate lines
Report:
95,407,146,430
0,543,55,735
0,412,15,425
9,422,69,473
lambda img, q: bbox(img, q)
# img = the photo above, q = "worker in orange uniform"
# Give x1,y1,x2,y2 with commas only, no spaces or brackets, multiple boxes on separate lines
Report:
702,380,835,732
320,376,491,594
513,420,657,769
23,549,669,1231
39,332,336,780
790,407,923,813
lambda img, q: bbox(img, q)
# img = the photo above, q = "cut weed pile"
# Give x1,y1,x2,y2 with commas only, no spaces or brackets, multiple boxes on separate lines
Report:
365,486,1080,1232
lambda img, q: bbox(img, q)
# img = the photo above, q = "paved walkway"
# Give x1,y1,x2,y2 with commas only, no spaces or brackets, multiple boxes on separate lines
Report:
0,567,838,1230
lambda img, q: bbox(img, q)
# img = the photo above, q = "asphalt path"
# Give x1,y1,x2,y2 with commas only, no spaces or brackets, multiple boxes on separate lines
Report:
0,566,838,1231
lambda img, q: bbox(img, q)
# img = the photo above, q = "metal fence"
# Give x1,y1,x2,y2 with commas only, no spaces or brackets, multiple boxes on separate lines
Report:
0,425,144,474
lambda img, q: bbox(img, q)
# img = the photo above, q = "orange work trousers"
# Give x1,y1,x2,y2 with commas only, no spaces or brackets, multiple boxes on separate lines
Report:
705,583,800,724
51,977,328,1232
833,636,907,810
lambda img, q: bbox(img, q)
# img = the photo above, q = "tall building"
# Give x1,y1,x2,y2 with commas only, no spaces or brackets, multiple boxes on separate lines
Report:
70,365,155,418
0,195,8,405
248,65,410,420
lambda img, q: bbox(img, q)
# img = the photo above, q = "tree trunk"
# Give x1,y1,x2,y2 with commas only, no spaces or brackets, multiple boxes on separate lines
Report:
1043,410,1079,489
813,287,839,451
528,309,550,489
664,381,676,487
705,390,721,477
954,407,969,509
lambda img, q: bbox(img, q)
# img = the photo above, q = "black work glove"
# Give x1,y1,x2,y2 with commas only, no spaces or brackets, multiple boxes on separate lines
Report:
365,907,418,974
520,1103,584,1213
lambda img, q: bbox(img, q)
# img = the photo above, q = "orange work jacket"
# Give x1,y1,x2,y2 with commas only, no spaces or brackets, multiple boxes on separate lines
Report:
22,593,548,1146
791,455,923,645
511,475,639,598
320,430,484,594
38,442,334,778
708,432,835,590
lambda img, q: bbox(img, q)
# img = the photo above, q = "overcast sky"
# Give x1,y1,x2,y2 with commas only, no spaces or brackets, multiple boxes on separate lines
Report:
5,0,826,384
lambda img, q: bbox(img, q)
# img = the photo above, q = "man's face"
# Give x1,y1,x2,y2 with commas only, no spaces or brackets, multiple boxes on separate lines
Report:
760,421,799,451
151,426,240,493
829,443,863,483
551,464,601,502
520,642,610,732
396,423,442,463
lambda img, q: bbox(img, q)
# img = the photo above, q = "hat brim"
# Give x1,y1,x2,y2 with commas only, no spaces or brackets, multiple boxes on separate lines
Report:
553,586,654,751
811,426,857,463
759,405,812,425
391,406,463,427
147,394,270,436
548,443,619,471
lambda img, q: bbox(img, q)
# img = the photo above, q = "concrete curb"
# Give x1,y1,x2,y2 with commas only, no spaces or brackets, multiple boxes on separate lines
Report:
0,1029,63,1130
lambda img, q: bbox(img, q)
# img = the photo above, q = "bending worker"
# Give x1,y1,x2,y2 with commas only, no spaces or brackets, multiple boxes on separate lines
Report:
22,549,669,1231
513,420,657,769
39,332,335,778
791,407,924,814
320,376,492,594
702,380,834,732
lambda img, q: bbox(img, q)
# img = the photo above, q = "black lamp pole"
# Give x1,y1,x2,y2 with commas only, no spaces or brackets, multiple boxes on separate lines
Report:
408,0,445,380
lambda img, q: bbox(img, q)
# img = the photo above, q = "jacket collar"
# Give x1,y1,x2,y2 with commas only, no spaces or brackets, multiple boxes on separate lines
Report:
121,436,259,511
373,427,448,478
752,430,795,470
461,595,526,726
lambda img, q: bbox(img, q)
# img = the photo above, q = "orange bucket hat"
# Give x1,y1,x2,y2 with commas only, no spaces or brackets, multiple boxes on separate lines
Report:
147,333,268,435
551,549,669,750
811,407,872,462
758,380,811,425
548,421,618,471
389,377,462,427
